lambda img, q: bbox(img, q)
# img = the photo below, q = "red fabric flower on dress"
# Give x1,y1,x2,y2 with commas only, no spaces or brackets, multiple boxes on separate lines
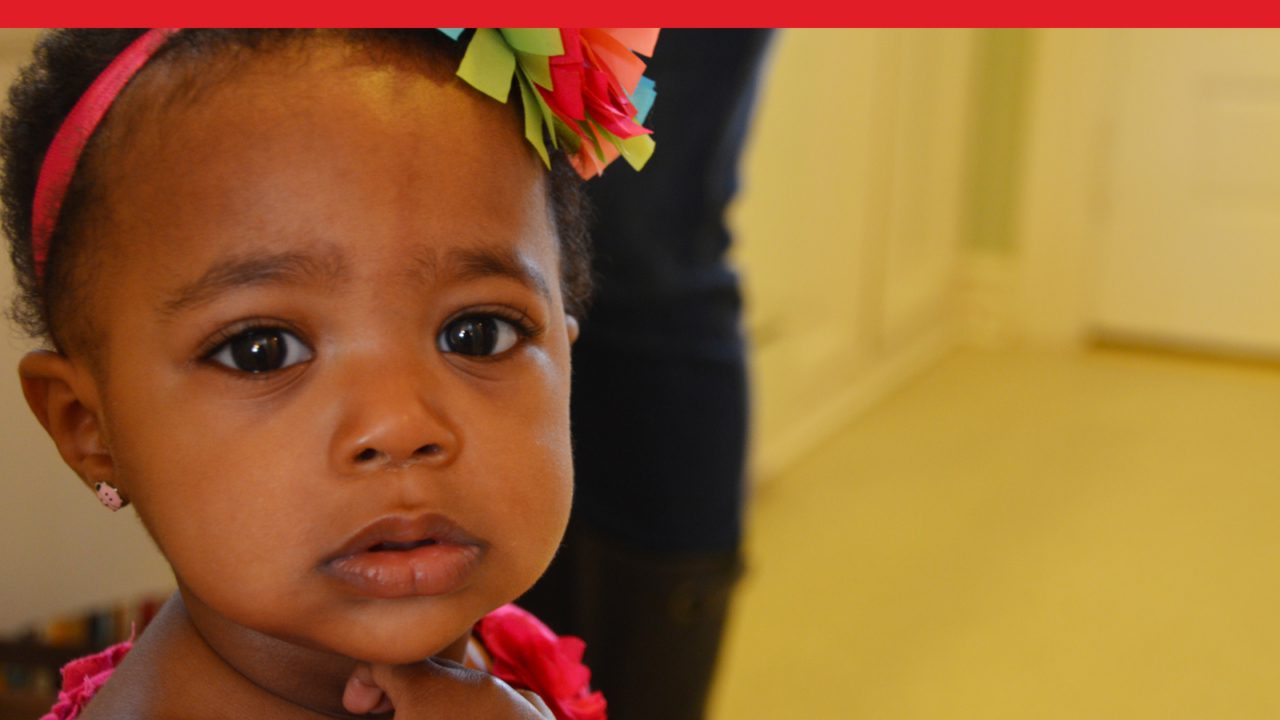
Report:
40,640,132,720
476,604,607,720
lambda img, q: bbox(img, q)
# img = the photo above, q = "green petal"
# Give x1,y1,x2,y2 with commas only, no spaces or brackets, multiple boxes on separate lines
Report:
499,29,563,57
553,117,581,153
592,121,656,172
457,28,516,102
517,73,551,168
581,120,607,163
528,78,559,148
616,133,656,171
516,51,554,90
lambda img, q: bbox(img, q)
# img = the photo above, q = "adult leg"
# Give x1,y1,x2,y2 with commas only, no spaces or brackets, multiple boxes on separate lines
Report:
519,29,773,720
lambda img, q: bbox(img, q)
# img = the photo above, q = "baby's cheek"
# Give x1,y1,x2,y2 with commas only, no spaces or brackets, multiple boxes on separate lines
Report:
525,465,574,560
487,449,571,574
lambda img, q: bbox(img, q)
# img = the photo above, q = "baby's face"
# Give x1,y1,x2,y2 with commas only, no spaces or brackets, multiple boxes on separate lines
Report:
81,43,574,663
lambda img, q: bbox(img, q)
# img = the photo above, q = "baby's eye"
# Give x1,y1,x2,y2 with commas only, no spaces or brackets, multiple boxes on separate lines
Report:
437,316,522,357
208,327,313,374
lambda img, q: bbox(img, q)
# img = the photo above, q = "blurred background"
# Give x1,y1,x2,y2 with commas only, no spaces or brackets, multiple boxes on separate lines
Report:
3,28,1280,718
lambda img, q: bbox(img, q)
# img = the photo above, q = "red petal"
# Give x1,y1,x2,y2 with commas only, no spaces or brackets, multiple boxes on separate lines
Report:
476,604,607,720
541,65,585,121
557,29,583,64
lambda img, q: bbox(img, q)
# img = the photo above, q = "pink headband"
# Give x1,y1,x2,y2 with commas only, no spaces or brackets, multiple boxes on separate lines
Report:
31,27,179,282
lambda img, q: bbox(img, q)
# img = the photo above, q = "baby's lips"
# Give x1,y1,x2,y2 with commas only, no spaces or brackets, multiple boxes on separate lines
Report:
320,511,489,599
326,512,484,561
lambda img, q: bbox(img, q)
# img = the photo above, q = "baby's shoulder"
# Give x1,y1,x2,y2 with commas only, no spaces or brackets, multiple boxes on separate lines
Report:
64,639,205,720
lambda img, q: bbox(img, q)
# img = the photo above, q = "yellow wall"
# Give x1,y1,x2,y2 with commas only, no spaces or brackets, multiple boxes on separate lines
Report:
731,29,975,479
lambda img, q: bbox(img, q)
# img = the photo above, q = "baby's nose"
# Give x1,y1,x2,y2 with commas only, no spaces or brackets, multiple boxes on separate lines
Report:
337,407,458,471
329,365,460,472
351,440,443,467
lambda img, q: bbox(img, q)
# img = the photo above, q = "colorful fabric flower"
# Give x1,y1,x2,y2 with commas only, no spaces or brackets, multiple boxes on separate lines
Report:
476,603,607,720
440,28,658,179
40,640,133,720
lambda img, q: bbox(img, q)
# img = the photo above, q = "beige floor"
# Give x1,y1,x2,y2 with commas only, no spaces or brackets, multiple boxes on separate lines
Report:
709,348,1280,719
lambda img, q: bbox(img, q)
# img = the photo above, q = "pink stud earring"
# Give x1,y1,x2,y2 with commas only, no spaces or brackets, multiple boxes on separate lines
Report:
95,482,128,511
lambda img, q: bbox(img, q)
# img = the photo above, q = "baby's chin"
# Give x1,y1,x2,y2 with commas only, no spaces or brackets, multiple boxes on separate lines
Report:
305,599,492,665
335,631,472,666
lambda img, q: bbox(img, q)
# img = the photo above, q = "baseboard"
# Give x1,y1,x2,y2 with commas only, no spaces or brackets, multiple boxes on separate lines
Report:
748,322,956,484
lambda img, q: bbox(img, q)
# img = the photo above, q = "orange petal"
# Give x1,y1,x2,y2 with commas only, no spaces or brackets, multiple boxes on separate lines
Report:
599,28,660,57
582,28,647,94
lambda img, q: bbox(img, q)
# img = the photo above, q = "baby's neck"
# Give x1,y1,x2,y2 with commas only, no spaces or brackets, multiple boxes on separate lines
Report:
178,590,363,716
83,591,470,719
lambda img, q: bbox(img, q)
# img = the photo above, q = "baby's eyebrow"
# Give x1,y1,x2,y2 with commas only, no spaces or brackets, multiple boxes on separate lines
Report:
159,248,348,317
418,246,552,304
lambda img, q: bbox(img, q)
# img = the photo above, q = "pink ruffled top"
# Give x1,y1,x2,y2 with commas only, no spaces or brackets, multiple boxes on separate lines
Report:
43,603,605,720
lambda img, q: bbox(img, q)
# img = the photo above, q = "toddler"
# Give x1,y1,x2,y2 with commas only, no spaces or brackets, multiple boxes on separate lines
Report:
3,28,655,719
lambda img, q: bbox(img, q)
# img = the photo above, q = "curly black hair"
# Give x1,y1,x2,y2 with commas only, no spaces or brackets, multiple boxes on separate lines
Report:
1,29,592,353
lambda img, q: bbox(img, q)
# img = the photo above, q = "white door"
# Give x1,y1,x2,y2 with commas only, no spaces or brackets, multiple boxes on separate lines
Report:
1093,30,1280,356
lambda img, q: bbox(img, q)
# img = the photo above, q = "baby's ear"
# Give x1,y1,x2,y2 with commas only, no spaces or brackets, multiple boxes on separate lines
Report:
565,315,580,345
18,350,115,493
